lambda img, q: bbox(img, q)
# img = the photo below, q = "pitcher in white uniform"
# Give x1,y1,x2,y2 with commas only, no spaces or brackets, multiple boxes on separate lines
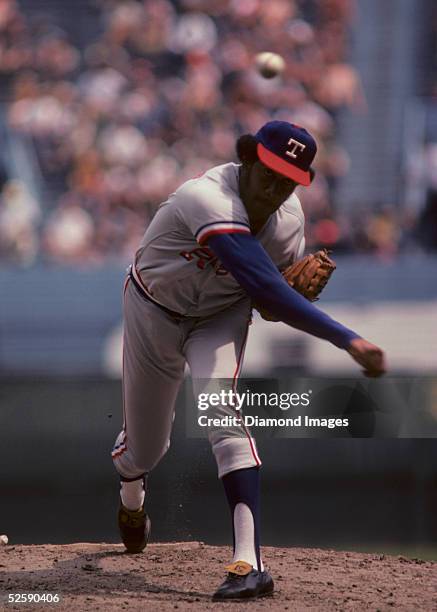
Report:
111,121,386,601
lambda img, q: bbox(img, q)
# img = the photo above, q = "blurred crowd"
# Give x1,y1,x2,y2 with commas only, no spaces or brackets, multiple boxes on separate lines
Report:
0,0,428,265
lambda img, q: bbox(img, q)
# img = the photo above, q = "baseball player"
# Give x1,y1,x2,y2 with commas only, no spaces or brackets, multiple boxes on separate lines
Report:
111,121,386,600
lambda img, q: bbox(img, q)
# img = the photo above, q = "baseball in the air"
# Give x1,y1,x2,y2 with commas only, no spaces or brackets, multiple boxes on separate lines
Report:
255,52,285,78
0,534,8,545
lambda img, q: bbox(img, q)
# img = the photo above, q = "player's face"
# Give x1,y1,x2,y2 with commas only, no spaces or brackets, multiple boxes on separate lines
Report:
241,161,298,216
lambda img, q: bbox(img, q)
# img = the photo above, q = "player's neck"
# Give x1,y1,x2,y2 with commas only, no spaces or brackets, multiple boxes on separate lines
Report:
249,212,271,235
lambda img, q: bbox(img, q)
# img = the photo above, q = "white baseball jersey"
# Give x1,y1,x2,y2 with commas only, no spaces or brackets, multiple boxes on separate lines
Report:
134,162,305,317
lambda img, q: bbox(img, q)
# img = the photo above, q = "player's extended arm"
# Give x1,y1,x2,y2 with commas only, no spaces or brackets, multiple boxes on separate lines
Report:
207,233,385,376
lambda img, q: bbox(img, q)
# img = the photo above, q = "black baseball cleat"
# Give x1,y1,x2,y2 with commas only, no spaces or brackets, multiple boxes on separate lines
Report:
118,502,151,553
212,560,274,600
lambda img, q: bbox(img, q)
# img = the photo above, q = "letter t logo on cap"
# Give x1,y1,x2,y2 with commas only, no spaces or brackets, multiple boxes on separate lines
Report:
286,138,306,159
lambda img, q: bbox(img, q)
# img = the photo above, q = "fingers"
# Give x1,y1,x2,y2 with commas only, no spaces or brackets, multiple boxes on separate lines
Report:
363,365,386,378
347,338,386,377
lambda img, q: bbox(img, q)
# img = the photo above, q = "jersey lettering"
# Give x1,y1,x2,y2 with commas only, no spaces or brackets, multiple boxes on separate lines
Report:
179,247,228,275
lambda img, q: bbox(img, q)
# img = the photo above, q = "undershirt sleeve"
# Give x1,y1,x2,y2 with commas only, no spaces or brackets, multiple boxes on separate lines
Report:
207,232,360,349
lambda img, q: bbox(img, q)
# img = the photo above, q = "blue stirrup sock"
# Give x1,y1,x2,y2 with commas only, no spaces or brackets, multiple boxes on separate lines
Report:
222,466,263,571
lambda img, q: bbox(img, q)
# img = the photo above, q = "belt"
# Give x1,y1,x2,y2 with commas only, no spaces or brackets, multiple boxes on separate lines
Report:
128,265,188,321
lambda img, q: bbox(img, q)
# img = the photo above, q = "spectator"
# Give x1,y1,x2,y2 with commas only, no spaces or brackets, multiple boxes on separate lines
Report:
0,179,40,265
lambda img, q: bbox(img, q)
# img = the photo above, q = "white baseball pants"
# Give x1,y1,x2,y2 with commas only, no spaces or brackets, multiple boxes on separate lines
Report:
112,279,261,479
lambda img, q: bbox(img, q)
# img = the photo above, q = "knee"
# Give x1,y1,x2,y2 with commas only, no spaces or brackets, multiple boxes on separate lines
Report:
112,432,170,477
211,436,262,479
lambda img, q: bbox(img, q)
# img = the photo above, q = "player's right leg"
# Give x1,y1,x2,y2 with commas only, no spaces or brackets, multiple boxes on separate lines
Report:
112,280,186,551
186,299,273,599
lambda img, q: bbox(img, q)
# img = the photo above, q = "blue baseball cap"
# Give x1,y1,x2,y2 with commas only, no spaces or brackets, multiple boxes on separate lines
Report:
255,120,317,186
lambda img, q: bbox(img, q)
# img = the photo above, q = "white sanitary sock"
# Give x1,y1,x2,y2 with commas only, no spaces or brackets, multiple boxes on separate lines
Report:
120,479,145,511
232,502,264,571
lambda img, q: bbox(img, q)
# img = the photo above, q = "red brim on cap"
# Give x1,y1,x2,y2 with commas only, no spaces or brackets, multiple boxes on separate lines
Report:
257,143,311,186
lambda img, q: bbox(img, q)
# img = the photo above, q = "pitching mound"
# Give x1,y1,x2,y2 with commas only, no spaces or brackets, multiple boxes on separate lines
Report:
1,542,435,610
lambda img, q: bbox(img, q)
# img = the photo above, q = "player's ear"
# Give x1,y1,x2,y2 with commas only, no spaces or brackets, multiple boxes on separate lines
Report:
309,167,316,184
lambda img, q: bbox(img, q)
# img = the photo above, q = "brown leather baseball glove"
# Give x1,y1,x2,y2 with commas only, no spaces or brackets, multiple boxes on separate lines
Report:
255,248,336,321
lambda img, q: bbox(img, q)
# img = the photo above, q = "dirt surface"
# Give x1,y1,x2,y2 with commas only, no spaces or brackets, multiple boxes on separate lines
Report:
0,542,435,611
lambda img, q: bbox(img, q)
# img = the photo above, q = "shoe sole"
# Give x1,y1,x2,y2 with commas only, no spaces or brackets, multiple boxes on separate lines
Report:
212,587,274,601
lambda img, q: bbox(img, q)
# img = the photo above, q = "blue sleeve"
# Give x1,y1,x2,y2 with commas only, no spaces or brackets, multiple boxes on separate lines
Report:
207,232,360,349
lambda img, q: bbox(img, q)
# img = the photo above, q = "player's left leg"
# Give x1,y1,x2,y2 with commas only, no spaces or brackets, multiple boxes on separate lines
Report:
184,298,273,599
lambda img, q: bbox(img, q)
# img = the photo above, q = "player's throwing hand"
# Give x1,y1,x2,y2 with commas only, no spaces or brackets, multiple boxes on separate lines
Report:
347,338,386,377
